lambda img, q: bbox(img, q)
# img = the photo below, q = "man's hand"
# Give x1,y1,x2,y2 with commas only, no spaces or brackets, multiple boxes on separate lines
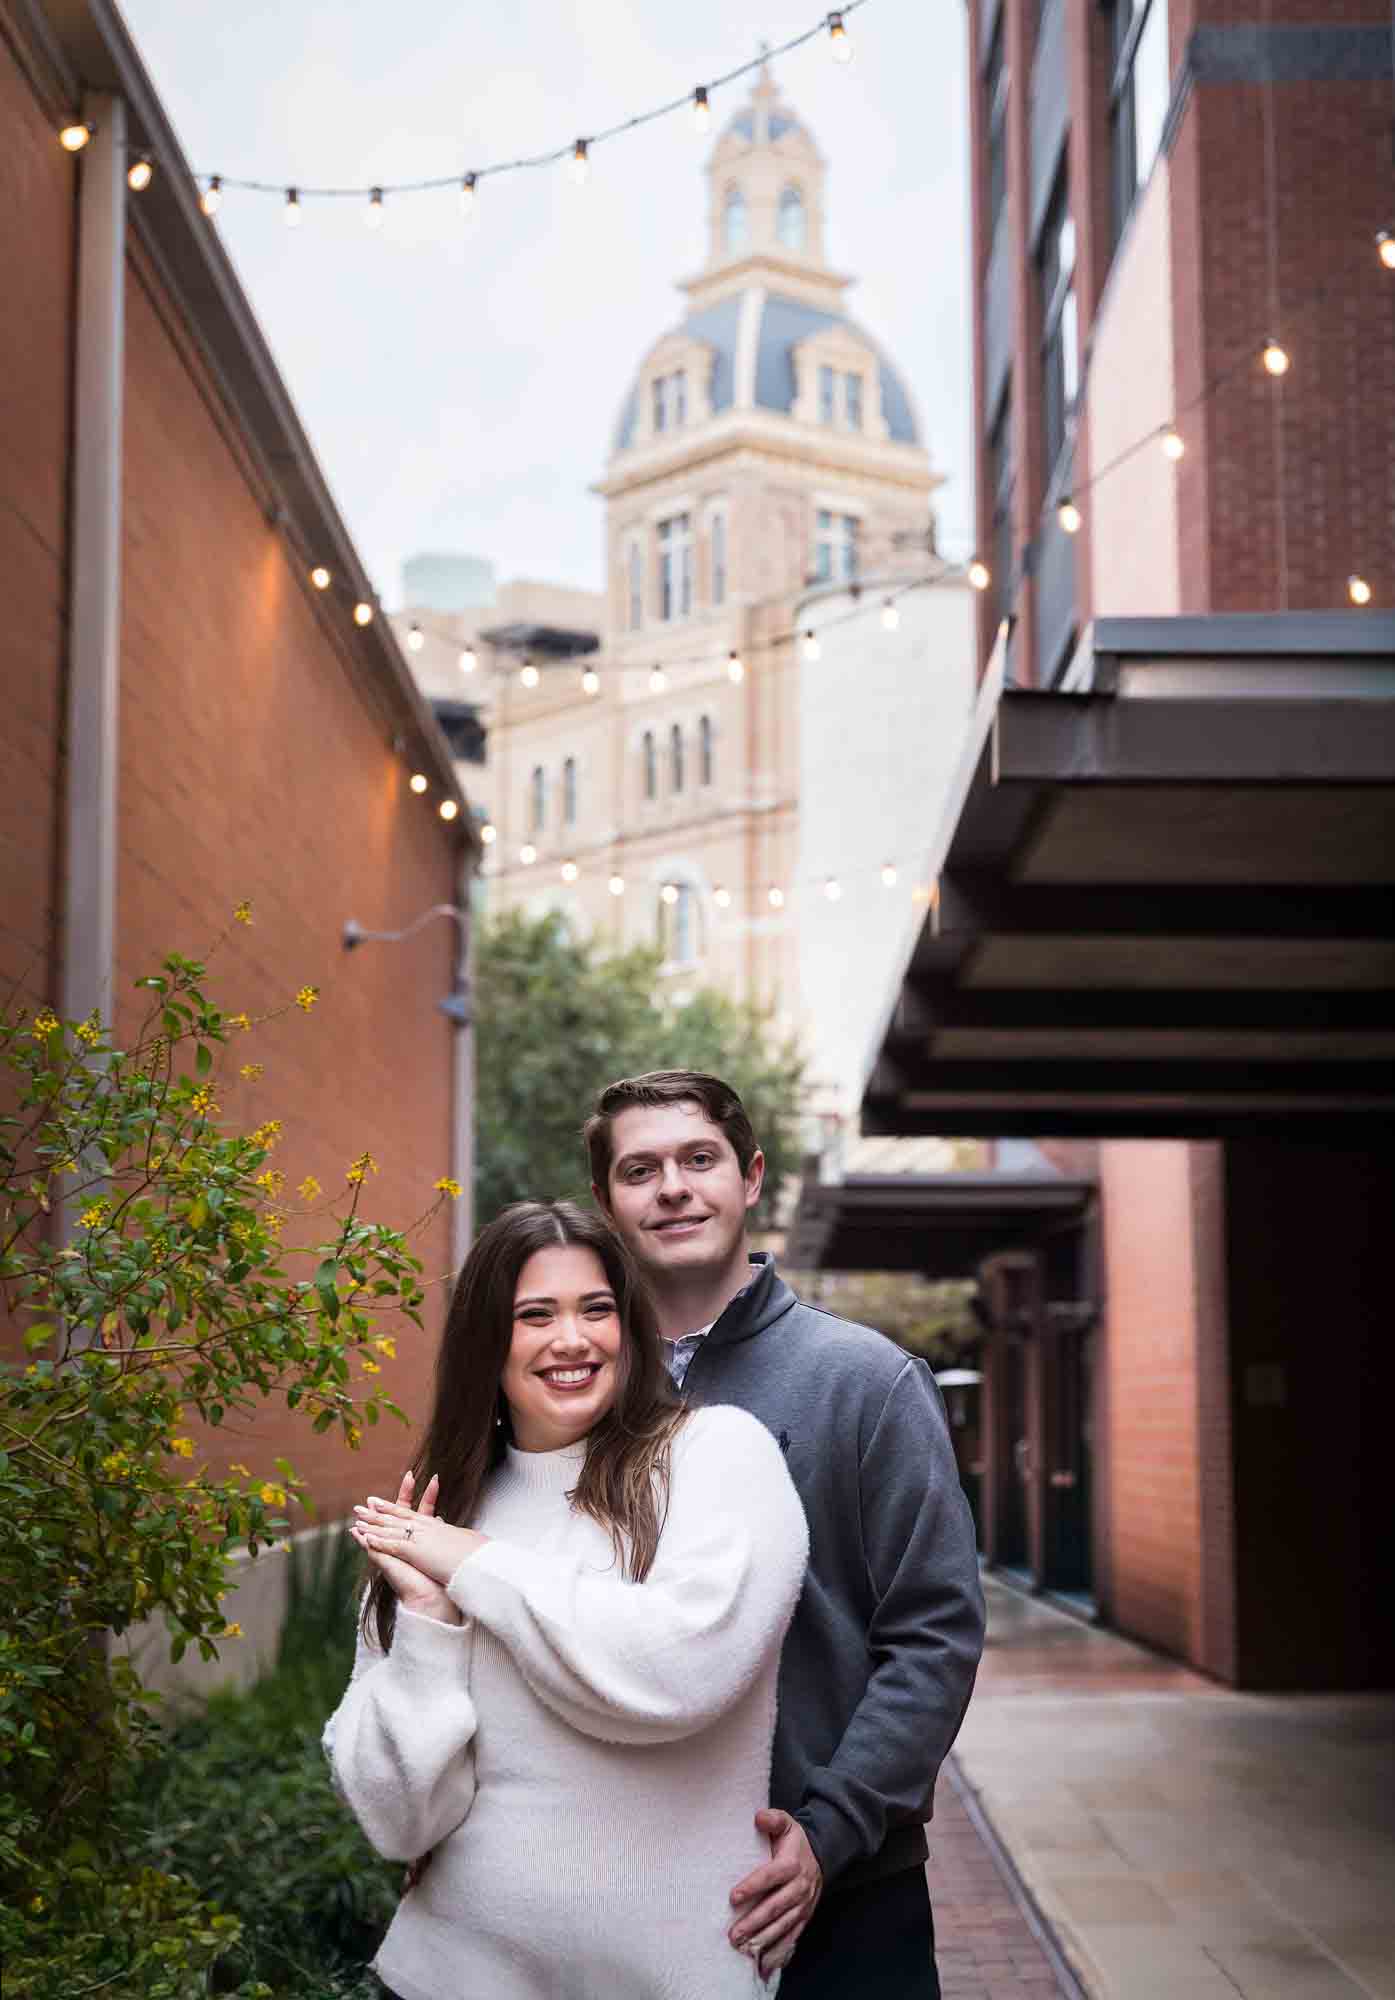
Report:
729,1808,823,1979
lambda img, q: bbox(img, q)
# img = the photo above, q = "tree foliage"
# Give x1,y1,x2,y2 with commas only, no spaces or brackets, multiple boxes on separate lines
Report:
0,925,451,1995
474,909,805,1225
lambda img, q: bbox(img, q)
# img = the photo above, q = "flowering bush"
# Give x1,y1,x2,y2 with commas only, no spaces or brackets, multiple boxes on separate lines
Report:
0,926,452,1995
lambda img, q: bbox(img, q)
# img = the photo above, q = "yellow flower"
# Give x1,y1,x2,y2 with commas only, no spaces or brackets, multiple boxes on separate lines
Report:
101,1451,130,1477
373,1336,397,1360
233,900,254,927
74,1014,102,1047
347,1426,362,1451
251,1120,283,1151
258,1482,287,1507
221,1622,244,1639
433,1176,463,1199
295,986,319,1013
239,1062,264,1082
189,1085,217,1117
361,1358,381,1376
227,1012,252,1033
266,1208,286,1235
255,1168,284,1196
29,1893,45,1913
169,1437,195,1458
345,1152,379,1186
31,1010,59,1038
228,1461,250,1476
297,1175,322,1202
79,1199,110,1231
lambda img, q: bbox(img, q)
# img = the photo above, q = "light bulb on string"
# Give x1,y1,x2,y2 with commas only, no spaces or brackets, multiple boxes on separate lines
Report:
561,860,579,883
608,874,625,897
1377,231,1395,271
582,667,601,695
284,188,303,228
310,565,331,591
458,644,477,674
1262,338,1290,377
881,863,898,888
911,883,934,906
824,878,842,902
768,886,785,909
438,799,459,822
661,883,680,906
353,602,374,627
406,623,424,653
480,821,497,846
828,11,853,62
693,87,711,133
881,600,900,631
1348,574,1373,606
409,773,429,795
727,650,745,683
649,665,667,693
967,559,990,592
127,156,153,192
570,139,590,185
714,886,732,908
801,629,821,661
520,662,540,689
1058,497,1082,535
520,843,538,866
201,176,223,217
1160,425,1185,461
59,121,93,152
460,173,477,217
365,188,385,229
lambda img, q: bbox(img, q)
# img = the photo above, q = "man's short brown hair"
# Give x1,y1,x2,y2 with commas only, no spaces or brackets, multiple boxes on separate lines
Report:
585,1071,759,1198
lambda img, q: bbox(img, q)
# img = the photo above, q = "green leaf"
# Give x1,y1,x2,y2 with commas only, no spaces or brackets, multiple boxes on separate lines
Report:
23,1322,56,1351
195,1043,212,1076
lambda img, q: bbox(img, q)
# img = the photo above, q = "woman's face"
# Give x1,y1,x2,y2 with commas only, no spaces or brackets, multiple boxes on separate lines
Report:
500,1243,624,1452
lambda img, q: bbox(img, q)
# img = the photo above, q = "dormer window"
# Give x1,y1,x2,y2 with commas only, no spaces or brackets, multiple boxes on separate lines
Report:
652,370,688,434
777,185,807,251
723,187,749,254
845,372,863,428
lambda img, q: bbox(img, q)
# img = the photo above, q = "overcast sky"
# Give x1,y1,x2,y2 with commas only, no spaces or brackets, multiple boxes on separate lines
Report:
121,0,973,609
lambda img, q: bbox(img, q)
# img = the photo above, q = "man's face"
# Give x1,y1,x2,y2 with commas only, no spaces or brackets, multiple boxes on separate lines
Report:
598,1100,764,1286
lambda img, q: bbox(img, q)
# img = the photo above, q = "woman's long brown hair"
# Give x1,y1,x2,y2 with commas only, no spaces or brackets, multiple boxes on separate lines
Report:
363,1200,689,1653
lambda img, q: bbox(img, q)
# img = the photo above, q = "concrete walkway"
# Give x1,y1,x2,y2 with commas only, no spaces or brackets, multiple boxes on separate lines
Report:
951,1576,1395,2000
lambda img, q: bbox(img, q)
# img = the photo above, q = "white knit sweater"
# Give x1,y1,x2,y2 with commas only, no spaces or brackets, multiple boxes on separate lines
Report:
323,1403,809,2000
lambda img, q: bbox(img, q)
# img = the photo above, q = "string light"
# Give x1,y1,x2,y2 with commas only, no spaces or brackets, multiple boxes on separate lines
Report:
824,878,842,901
1348,574,1373,606
310,565,331,590
460,173,477,216
570,139,590,185
1058,497,1082,535
520,662,540,689
458,645,477,674
881,599,900,631
365,187,385,229
582,667,601,695
828,10,853,62
1160,425,1185,461
714,886,732,908
661,883,680,905
727,650,745,683
608,874,625,897
649,665,667,693
520,843,538,866
693,87,711,133
911,883,934,906
768,886,786,908
127,155,153,192
1377,231,1395,271
1262,338,1290,377
561,859,579,882
439,798,459,821
967,559,990,592
480,821,497,845
201,176,223,216
801,629,821,661
284,188,303,228
406,623,425,653
58,121,92,152
409,773,429,794
881,863,898,888
353,601,374,626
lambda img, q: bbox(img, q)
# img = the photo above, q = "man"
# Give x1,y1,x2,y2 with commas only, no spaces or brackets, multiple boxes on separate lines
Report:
585,1070,985,1997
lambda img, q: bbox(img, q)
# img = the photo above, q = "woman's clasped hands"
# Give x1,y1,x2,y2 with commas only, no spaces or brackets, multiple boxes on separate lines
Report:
351,1469,491,1623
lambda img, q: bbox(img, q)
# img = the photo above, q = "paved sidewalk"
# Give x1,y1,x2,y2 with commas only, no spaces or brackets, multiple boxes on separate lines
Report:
953,1577,1395,2000
930,1764,1075,1998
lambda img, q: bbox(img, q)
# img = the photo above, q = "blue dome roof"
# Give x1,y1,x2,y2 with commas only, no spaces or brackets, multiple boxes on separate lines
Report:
612,290,922,454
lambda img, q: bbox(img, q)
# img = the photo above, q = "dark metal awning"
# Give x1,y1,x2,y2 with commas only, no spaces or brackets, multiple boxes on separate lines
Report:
789,1172,1093,1274
862,614,1395,1139
479,622,599,658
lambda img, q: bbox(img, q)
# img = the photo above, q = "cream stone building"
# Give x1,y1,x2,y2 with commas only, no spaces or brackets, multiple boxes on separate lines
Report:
395,68,975,1111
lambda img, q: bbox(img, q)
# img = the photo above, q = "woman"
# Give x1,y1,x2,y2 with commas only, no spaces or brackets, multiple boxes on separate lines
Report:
323,1200,809,2000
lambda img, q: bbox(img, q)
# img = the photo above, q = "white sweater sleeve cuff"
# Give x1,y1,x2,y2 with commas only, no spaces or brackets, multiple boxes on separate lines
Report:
390,1604,472,1683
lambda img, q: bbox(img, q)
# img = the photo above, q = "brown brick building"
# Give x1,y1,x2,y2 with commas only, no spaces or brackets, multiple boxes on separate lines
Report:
810,0,1395,1690
1,0,479,1642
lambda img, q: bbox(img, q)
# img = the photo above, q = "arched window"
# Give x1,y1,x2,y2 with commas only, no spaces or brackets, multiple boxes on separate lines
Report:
777,185,806,252
699,714,714,787
723,187,749,254
529,765,546,832
659,882,699,965
670,723,685,793
627,542,643,630
562,756,577,826
642,730,657,801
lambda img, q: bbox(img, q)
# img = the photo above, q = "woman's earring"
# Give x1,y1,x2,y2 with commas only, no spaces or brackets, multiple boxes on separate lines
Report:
495,1410,504,1430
